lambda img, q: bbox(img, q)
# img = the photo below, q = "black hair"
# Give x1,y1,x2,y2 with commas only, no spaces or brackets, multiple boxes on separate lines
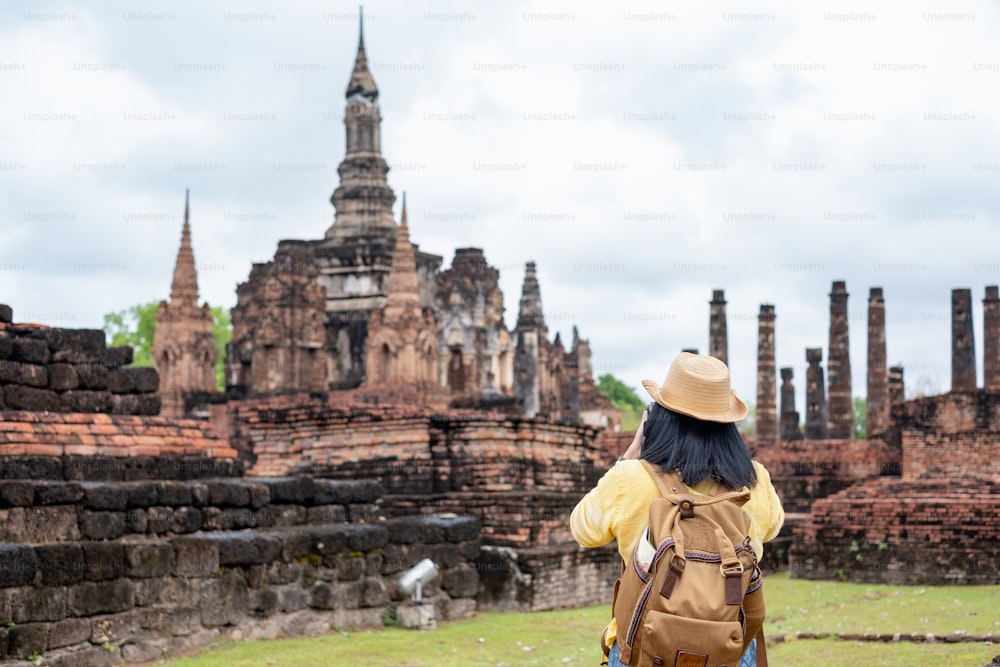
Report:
639,402,758,489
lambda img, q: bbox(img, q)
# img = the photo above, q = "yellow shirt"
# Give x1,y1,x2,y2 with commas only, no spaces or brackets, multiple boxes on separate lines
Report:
570,459,785,648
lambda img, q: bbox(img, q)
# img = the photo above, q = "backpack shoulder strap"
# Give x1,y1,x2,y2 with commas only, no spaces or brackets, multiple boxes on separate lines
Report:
639,460,684,497
640,460,748,504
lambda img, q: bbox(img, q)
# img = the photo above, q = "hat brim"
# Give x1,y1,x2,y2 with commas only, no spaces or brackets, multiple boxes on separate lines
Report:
641,379,748,423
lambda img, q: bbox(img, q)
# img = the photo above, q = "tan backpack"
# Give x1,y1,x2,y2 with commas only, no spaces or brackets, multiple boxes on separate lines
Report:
611,461,766,667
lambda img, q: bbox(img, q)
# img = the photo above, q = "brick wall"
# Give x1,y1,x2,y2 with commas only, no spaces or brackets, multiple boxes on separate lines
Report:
0,475,480,666
751,437,900,513
476,543,619,612
889,391,1000,480
386,491,588,547
219,393,620,611
789,391,1000,585
789,478,999,584
0,308,159,416
243,407,607,548
0,411,237,461
592,429,632,467
223,395,604,491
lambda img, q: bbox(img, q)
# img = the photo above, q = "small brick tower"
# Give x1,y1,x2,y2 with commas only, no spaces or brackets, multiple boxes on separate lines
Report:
151,190,217,417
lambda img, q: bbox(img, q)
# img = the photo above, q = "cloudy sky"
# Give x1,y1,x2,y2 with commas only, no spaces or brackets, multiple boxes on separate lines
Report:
2,0,998,416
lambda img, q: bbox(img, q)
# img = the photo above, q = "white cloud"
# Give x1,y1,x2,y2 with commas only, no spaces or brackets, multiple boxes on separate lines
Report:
1,0,998,418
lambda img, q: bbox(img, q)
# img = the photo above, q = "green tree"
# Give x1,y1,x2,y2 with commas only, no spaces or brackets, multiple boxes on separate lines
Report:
853,396,866,440
102,301,232,392
597,374,645,430
102,302,159,367
211,307,231,391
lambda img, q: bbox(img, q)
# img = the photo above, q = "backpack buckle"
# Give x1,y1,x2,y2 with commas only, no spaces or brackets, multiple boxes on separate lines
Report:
721,562,744,605
678,498,695,519
720,562,744,577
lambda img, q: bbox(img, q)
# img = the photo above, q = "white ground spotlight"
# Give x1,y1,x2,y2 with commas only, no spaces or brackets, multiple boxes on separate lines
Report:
397,558,439,630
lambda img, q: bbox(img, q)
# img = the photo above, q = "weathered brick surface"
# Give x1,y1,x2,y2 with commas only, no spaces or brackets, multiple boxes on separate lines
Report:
477,542,618,612
790,478,1000,584
387,492,584,548
0,315,158,417
751,437,899,513
788,390,1000,584
887,391,1000,481
227,394,602,492
593,430,633,467
0,412,238,464
0,510,481,663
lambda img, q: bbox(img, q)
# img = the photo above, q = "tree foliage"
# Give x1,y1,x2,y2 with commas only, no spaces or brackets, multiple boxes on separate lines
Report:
102,300,231,392
853,396,866,440
211,307,232,392
597,373,646,430
102,302,159,367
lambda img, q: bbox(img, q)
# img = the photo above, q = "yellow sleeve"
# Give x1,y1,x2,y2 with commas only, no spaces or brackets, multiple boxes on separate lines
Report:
570,461,625,548
745,461,785,557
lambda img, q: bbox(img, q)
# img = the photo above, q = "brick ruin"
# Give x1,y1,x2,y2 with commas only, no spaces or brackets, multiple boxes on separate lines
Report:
156,25,615,430
779,367,802,441
214,391,619,612
826,281,853,438
804,347,827,439
790,392,1000,583
1,306,158,416
865,287,888,436
750,281,1000,585
151,191,217,419
0,404,480,665
0,23,621,664
755,304,777,442
4,14,999,666
708,289,728,365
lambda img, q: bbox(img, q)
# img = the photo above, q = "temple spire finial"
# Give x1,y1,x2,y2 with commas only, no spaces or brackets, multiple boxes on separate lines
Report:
359,5,365,48
346,6,378,99
516,261,546,331
170,189,199,308
383,192,420,314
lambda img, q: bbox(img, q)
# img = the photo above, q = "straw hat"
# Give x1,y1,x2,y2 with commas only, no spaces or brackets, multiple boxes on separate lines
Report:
641,352,748,423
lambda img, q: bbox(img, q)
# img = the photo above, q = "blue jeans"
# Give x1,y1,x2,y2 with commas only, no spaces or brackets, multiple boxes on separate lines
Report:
607,639,756,667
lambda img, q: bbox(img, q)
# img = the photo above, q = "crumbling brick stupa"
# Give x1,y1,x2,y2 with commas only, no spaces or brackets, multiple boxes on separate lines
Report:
186,24,616,431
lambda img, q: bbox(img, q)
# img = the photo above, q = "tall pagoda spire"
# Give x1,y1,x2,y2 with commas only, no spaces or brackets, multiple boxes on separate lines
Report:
170,189,199,308
346,7,378,100
326,8,396,238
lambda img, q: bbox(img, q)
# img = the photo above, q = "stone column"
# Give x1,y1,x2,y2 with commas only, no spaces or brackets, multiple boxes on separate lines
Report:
888,366,905,404
756,305,777,442
984,286,1000,392
709,289,728,365
805,347,828,439
779,367,802,441
951,288,976,391
827,280,853,439
866,287,888,436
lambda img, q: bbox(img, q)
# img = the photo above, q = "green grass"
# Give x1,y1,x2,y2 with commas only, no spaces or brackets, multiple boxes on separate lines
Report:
157,573,999,667
769,638,997,667
764,572,1000,636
